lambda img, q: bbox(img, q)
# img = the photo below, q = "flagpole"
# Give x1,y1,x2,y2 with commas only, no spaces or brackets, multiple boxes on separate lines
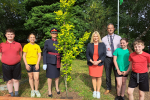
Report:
118,0,119,35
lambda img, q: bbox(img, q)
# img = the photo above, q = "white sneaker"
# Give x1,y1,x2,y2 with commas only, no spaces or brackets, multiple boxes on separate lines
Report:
31,90,35,97
93,91,97,98
97,91,100,99
35,90,41,97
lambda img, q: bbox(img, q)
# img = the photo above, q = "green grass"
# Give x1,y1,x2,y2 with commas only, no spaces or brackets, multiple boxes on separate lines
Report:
0,59,126,99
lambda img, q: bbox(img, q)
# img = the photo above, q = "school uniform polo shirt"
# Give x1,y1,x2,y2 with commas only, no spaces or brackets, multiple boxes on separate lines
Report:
0,41,22,65
129,52,150,73
23,43,42,65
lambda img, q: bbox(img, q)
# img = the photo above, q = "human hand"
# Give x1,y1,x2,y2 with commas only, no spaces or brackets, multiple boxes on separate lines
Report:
122,71,128,76
35,64,39,70
94,61,100,65
148,67,150,73
26,64,31,71
43,64,47,70
117,69,122,75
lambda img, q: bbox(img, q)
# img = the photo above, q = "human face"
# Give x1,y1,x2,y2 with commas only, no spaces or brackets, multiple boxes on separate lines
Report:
120,40,128,49
29,34,35,44
107,24,115,35
134,44,144,54
5,32,15,41
51,33,58,39
93,34,99,42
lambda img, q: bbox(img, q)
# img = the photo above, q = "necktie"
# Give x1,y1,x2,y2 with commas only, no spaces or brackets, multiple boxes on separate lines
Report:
110,35,114,55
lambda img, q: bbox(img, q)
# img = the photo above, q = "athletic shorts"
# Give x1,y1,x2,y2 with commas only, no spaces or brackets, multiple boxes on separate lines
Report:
27,64,40,72
115,70,128,77
128,71,149,91
2,62,21,81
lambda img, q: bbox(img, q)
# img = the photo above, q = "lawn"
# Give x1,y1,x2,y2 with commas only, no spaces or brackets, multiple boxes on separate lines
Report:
0,59,150,100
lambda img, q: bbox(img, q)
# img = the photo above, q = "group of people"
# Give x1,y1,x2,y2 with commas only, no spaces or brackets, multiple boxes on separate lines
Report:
0,23,150,100
86,23,150,100
0,28,61,98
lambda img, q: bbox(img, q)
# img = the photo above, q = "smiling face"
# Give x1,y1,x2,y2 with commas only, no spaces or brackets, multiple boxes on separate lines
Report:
93,33,99,42
5,32,15,41
120,40,128,49
51,33,58,38
134,44,144,54
107,24,115,35
29,34,36,44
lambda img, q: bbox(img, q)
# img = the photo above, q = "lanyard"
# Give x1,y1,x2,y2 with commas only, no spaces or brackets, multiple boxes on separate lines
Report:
107,34,115,46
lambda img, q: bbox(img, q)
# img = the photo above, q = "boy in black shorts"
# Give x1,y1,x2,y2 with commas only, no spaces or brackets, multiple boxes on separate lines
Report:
0,29,22,97
123,40,150,100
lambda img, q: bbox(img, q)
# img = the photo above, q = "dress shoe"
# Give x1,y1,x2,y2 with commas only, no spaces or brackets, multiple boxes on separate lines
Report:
48,94,53,98
104,90,111,95
115,96,121,100
55,88,60,94
120,96,125,100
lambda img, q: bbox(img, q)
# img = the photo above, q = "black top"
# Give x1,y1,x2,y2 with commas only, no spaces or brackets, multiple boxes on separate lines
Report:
86,42,106,66
43,39,58,64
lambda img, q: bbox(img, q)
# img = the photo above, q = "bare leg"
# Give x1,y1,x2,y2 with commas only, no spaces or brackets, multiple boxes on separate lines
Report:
92,77,97,91
127,87,134,100
116,77,122,96
33,72,39,91
96,77,102,92
48,78,52,95
7,79,13,93
13,79,19,91
28,73,34,90
121,77,127,97
139,90,145,100
55,77,60,92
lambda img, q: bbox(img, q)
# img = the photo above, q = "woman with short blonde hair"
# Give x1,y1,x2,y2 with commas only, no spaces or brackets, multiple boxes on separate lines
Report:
86,31,106,99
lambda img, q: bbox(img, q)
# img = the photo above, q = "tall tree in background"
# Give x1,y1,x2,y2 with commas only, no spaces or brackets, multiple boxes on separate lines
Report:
24,0,89,49
0,0,27,42
103,0,150,51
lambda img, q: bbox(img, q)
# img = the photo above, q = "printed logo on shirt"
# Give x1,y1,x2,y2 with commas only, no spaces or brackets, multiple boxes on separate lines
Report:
34,48,37,50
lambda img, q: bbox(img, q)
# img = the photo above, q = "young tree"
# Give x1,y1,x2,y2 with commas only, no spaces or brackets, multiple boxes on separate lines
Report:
54,0,91,97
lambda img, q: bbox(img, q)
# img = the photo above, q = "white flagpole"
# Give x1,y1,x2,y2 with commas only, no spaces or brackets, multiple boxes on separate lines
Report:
118,0,119,34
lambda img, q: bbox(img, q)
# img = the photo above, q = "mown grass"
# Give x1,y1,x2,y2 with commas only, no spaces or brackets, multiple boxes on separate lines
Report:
1,59,149,99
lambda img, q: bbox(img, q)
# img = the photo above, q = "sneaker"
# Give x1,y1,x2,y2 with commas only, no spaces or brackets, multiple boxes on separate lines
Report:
31,90,35,97
35,90,41,97
93,91,97,98
96,91,100,99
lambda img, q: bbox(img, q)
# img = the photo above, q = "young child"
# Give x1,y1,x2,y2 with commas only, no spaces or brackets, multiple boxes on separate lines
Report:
23,33,42,97
124,40,150,100
113,38,132,100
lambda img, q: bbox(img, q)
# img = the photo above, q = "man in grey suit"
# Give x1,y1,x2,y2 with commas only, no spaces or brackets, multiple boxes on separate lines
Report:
102,23,121,94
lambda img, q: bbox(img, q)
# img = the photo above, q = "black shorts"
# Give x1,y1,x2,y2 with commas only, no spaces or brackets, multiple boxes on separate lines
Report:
128,71,149,91
115,70,128,77
27,64,40,72
2,62,21,81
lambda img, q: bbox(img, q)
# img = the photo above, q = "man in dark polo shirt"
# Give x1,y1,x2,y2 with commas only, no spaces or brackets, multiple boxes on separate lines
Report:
0,29,22,97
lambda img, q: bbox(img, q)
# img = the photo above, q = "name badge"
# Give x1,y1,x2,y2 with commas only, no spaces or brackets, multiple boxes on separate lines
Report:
107,48,111,51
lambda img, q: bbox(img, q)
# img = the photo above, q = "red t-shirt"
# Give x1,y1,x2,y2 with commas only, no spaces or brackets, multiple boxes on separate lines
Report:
0,41,22,65
129,52,150,73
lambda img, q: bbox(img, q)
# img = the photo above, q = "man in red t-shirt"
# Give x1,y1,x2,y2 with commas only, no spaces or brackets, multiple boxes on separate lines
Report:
0,29,22,97
122,40,150,100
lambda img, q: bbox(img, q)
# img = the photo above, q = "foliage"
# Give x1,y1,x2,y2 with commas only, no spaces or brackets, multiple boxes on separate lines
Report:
84,0,113,37
0,0,28,42
54,0,91,97
0,32,6,43
103,0,150,52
